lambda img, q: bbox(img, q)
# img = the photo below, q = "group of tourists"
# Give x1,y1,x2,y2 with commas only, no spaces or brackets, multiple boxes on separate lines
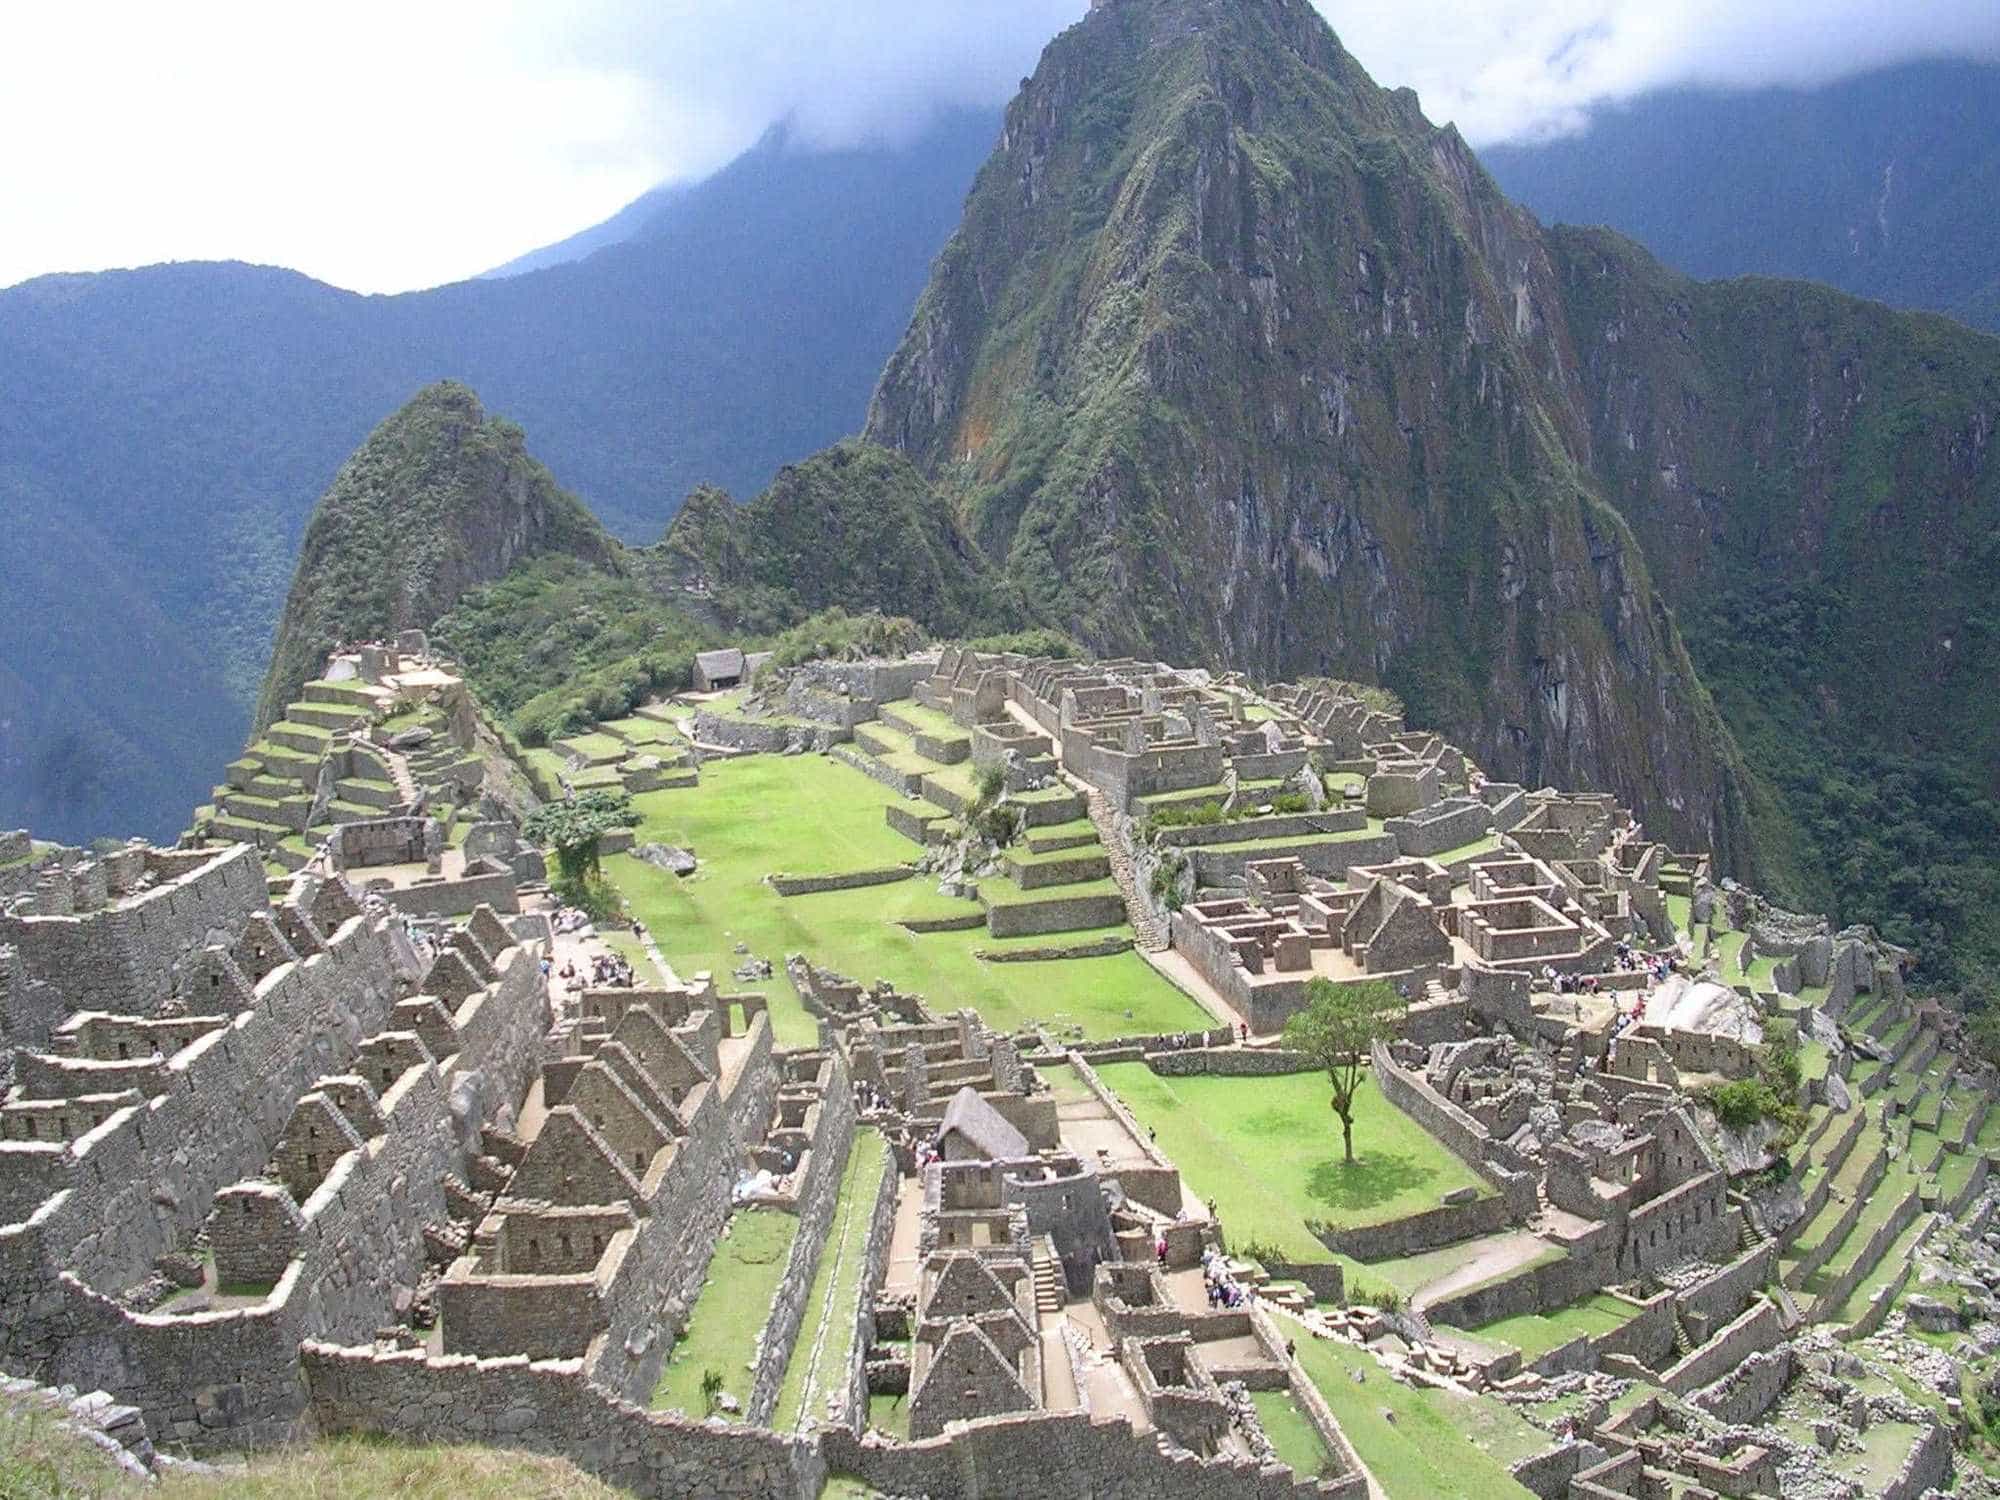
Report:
1198,1247,1250,1309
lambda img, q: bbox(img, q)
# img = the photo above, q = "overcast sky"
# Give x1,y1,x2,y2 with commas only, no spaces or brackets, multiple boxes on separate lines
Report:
4,0,1997,295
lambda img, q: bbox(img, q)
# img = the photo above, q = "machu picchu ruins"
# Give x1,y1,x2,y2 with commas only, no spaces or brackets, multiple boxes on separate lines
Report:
6,637,1997,1500
8,1,2000,1496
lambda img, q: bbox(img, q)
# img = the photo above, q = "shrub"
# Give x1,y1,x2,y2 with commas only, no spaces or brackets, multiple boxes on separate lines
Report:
976,765,1006,806
1269,791,1312,815
1147,799,1228,832
1708,1078,1783,1131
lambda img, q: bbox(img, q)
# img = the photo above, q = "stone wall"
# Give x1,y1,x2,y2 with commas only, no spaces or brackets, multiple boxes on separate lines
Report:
1319,1191,1512,1264
824,1407,1363,1500
1689,1345,1792,1425
44,1049,462,1451
0,845,266,1015
769,867,916,898
1143,1048,1313,1077
1674,1241,1776,1339
1,911,405,1376
1370,1041,1538,1221
381,866,520,919
303,1342,825,1499
1658,1298,1782,1395
748,1055,858,1424
838,1134,901,1437
983,891,1126,939
1155,811,1361,849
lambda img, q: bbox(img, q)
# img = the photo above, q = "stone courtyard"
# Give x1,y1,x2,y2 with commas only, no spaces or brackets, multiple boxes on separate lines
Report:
2,643,1996,1500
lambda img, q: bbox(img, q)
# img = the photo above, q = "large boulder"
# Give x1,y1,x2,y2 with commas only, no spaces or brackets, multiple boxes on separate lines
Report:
634,843,698,877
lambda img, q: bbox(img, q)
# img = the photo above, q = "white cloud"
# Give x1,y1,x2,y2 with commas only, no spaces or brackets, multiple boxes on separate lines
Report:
1,0,1995,293
1314,0,2000,144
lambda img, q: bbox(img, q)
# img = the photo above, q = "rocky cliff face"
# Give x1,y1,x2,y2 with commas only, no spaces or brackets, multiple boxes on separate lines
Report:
865,0,1758,867
254,382,618,728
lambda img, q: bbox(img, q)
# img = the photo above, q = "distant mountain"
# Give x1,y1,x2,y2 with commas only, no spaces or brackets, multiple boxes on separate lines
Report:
481,180,694,279
1482,61,2000,333
0,109,997,845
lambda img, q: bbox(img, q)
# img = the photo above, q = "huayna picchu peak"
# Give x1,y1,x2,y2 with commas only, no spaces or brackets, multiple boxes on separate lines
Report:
6,2,2000,1497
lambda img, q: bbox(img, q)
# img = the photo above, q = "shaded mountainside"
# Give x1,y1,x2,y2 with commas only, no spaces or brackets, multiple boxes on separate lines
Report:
1483,61,2000,336
0,110,997,843
254,383,618,728
1550,231,2000,984
652,442,1021,638
866,0,1758,871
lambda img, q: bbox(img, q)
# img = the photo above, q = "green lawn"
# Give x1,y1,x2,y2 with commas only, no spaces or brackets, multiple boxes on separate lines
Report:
1093,1066,1492,1262
651,1209,799,1416
606,757,1205,1046
1451,1293,1641,1361
1291,1334,1538,1497
1251,1389,1329,1475
774,1130,889,1430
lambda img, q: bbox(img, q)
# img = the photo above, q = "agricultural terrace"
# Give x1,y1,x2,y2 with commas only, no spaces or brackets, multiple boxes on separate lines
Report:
604,755,1209,1047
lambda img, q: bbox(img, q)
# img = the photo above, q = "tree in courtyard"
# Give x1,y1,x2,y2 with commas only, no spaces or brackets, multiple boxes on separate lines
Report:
1282,977,1406,1164
524,789,638,892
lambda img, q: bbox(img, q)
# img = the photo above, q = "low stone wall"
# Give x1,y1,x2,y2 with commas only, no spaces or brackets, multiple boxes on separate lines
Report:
1659,1298,1782,1395
1156,811,1361,849
1064,1054,1185,1219
1675,1241,1776,1338
1385,800,1493,859
833,746,923,800
1841,1214,1941,1341
1883,1417,1953,1500
822,1407,1363,1500
839,1137,901,1438
379,867,519,919
1192,832,1400,885
1319,1191,1511,1264
1143,1048,1313,1077
1807,1185,1923,1322
1784,1144,1888,1290
303,1342,824,1499
883,801,949,845
1690,1345,1793,1425
768,867,916,897
983,891,1126,939
1511,1442,1588,1500
1004,851,1113,891
975,935,1132,963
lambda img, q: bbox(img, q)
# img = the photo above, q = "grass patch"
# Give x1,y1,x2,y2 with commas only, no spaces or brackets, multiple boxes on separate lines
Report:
1453,1293,1640,1361
651,1209,799,1416
1250,1390,1329,1475
867,1392,909,1439
1291,1335,1538,1496
1094,1066,1492,1262
774,1130,889,1429
607,757,1204,1046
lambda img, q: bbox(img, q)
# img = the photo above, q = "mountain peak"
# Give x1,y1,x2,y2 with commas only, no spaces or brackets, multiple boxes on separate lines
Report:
252,382,618,729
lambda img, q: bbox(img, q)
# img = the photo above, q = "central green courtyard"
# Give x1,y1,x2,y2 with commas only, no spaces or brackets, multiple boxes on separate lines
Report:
605,755,1209,1046
1092,1064,1493,1263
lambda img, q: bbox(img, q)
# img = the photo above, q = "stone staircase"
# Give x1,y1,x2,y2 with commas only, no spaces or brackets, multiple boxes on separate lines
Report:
1032,1236,1066,1314
1670,1308,1694,1359
380,744,422,810
1073,776,1169,952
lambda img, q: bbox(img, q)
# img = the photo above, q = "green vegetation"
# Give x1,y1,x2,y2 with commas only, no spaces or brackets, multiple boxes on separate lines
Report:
1249,1390,1329,1475
1284,978,1408,1164
1291,1333,1537,1497
256,383,616,732
1093,1065,1491,1261
604,756,1205,1047
438,556,721,747
774,1131,889,1429
1453,1293,1642,1361
651,1209,799,1415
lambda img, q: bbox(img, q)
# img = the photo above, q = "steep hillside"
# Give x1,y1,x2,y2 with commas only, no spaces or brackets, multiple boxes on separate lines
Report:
0,110,996,841
1550,231,2000,984
651,441,1022,638
1484,62,2000,335
254,383,618,727
866,0,1758,869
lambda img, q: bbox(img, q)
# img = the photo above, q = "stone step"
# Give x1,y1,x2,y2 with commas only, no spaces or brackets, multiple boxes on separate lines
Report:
289,700,370,731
